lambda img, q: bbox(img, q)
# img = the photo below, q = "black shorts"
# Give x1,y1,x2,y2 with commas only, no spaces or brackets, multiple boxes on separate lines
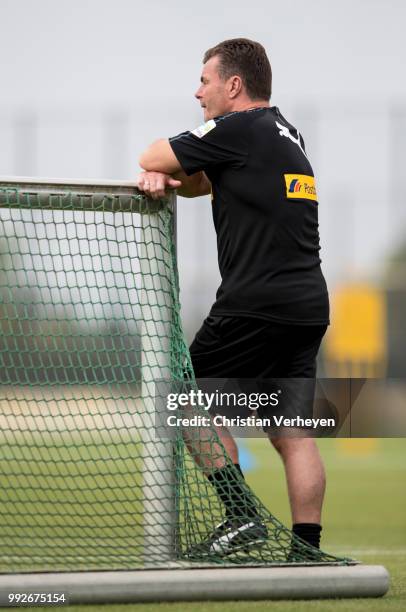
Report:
190,315,327,378
189,316,327,427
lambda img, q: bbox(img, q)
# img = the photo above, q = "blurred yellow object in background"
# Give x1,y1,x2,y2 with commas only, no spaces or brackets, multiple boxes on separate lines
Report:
336,438,379,456
324,284,387,377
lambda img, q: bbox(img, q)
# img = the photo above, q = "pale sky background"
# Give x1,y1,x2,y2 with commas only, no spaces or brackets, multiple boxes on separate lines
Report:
0,0,405,336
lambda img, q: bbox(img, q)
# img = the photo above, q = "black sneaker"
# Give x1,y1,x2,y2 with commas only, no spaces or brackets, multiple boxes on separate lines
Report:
186,517,268,559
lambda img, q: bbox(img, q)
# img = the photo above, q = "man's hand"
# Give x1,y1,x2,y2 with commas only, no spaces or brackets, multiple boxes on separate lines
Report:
136,171,182,200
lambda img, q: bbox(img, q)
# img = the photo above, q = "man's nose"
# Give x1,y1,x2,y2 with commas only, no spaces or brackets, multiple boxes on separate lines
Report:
195,86,203,100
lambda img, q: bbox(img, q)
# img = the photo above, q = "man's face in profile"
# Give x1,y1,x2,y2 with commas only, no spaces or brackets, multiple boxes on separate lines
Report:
195,55,231,121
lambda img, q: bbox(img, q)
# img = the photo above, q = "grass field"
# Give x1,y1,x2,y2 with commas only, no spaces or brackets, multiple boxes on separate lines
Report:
0,438,404,611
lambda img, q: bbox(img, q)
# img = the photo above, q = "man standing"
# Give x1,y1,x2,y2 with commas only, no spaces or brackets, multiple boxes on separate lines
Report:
138,38,329,558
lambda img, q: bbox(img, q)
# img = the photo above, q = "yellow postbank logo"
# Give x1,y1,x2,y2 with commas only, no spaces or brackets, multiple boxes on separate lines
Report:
284,174,318,202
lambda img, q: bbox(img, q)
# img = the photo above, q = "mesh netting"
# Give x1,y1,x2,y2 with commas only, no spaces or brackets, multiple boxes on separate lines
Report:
0,181,352,572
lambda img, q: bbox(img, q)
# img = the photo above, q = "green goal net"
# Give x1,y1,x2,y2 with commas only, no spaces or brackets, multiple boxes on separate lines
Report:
0,177,350,573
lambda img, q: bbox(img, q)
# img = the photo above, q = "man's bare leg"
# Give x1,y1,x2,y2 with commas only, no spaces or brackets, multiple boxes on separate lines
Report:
182,415,264,528
182,417,238,472
206,427,325,522
269,434,326,524
213,425,239,463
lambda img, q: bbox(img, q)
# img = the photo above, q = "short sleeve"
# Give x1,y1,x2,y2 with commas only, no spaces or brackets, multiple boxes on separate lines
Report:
169,113,248,176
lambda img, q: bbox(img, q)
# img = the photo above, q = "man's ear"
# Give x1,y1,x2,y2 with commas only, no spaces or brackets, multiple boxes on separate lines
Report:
228,75,243,99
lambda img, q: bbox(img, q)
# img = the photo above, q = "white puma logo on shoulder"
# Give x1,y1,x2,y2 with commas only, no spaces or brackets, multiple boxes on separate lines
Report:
276,120,308,159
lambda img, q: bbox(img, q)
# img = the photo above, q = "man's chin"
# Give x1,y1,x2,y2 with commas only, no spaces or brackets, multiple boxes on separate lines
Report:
203,109,213,122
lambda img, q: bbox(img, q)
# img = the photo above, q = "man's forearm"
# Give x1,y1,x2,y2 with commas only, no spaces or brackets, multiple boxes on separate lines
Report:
139,138,211,198
172,170,211,198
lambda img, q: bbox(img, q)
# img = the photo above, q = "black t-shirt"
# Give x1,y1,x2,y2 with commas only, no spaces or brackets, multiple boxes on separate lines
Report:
169,107,329,325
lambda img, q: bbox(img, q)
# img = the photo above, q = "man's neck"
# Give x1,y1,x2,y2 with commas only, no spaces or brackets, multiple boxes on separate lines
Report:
230,100,270,113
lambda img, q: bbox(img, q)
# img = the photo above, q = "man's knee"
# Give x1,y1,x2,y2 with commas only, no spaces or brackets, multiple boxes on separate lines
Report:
270,435,318,457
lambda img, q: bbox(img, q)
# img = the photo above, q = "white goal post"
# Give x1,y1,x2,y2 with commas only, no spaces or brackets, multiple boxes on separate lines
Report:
0,176,389,604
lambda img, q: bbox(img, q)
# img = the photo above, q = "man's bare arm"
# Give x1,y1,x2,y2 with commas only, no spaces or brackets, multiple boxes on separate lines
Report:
137,169,211,199
172,169,211,198
138,139,211,198
139,139,181,174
